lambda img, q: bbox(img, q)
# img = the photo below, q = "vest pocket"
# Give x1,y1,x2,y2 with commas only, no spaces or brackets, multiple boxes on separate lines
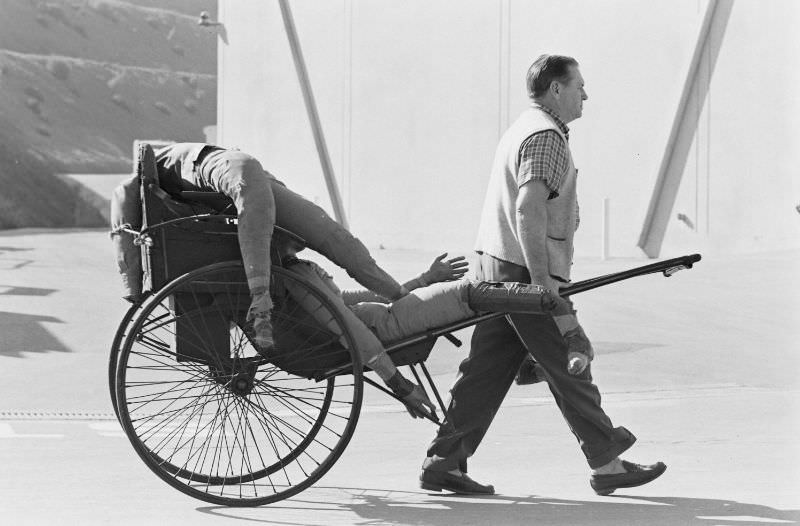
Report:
545,236,572,281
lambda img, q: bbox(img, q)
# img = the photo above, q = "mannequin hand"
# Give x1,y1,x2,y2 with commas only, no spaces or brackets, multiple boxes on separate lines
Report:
402,385,438,420
423,253,468,284
123,293,144,305
386,371,438,420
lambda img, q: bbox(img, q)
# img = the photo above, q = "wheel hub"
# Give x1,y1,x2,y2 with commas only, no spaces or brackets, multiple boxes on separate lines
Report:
208,361,257,396
227,371,254,396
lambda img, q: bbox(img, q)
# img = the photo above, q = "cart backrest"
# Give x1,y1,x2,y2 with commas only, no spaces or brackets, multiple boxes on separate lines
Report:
136,142,242,292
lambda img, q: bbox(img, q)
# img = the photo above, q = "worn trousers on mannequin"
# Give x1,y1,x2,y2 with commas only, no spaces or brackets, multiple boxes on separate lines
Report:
196,149,275,298
349,280,556,344
425,253,635,471
194,150,403,302
281,258,562,377
280,259,398,379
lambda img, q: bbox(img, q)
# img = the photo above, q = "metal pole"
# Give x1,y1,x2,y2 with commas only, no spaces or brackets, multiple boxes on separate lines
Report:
637,0,733,257
601,197,610,260
278,0,349,228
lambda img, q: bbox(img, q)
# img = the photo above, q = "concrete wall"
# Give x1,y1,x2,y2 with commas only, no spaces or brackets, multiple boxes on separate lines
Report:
217,0,800,257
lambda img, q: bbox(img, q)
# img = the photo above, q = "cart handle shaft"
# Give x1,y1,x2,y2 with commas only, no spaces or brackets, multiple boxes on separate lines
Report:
561,253,701,297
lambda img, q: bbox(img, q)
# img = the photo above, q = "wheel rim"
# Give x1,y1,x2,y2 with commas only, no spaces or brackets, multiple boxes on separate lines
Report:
109,298,152,419
116,261,363,505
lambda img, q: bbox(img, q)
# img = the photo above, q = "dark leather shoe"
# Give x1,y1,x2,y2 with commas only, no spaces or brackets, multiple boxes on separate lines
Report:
420,469,495,495
590,460,667,495
515,358,547,385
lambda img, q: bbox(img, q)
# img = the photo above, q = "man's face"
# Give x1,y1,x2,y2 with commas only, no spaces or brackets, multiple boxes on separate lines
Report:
556,66,587,123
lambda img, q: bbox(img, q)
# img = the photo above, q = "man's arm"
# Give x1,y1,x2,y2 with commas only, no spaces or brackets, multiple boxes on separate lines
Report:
516,180,561,294
515,128,570,294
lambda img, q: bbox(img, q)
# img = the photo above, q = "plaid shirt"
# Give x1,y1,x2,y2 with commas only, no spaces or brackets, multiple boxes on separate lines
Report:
518,104,570,197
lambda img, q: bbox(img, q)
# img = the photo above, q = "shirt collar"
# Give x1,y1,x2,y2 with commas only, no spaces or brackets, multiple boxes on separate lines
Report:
531,102,570,139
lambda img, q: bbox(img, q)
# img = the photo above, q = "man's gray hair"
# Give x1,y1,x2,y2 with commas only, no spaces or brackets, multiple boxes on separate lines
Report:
526,54,579,99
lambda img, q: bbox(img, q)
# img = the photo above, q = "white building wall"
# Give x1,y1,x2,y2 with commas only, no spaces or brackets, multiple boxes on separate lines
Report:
217,0,800,257
662,0,800,256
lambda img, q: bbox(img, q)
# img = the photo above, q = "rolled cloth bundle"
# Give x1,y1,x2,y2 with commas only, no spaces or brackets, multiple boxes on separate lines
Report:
109,174,143,303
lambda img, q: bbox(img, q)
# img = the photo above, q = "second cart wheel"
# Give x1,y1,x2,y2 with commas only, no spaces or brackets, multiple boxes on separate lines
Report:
109,297,152,419
116,261,363,506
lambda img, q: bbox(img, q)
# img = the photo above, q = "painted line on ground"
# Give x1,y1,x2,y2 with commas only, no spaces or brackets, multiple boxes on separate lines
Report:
0,422,63,439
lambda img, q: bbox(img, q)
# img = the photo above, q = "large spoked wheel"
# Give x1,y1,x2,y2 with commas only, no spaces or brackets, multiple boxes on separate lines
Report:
115,261,364,506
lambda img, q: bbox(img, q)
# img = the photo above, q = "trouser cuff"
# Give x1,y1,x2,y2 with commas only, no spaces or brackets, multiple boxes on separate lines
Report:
248,276,269,293
467,281,553,314
585,426,637,469
422,455,461,473
367,352,397,382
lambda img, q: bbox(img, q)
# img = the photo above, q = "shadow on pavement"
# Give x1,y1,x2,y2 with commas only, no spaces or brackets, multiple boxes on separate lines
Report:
338,491,799,526
0,311,69,357
0,245,34,270
0,285,57,296
0,228,107,238
197,489,799,525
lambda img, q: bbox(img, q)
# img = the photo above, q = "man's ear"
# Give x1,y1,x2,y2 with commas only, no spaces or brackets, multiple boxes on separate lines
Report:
550,81,560,97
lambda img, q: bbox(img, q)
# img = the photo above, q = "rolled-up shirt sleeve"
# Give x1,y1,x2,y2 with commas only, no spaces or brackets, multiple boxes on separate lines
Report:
517,130,570,198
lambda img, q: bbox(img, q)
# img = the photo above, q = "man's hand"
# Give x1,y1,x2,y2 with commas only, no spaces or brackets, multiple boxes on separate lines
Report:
423,253,468,284
532,275,563,298
565,325,594,375
567,352,590,375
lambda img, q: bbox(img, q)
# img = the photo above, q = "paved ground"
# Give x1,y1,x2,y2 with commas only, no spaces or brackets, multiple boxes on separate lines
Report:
1,228,798,525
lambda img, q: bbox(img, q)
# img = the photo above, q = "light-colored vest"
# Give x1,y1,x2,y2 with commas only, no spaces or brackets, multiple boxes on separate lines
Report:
474,106,578,281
